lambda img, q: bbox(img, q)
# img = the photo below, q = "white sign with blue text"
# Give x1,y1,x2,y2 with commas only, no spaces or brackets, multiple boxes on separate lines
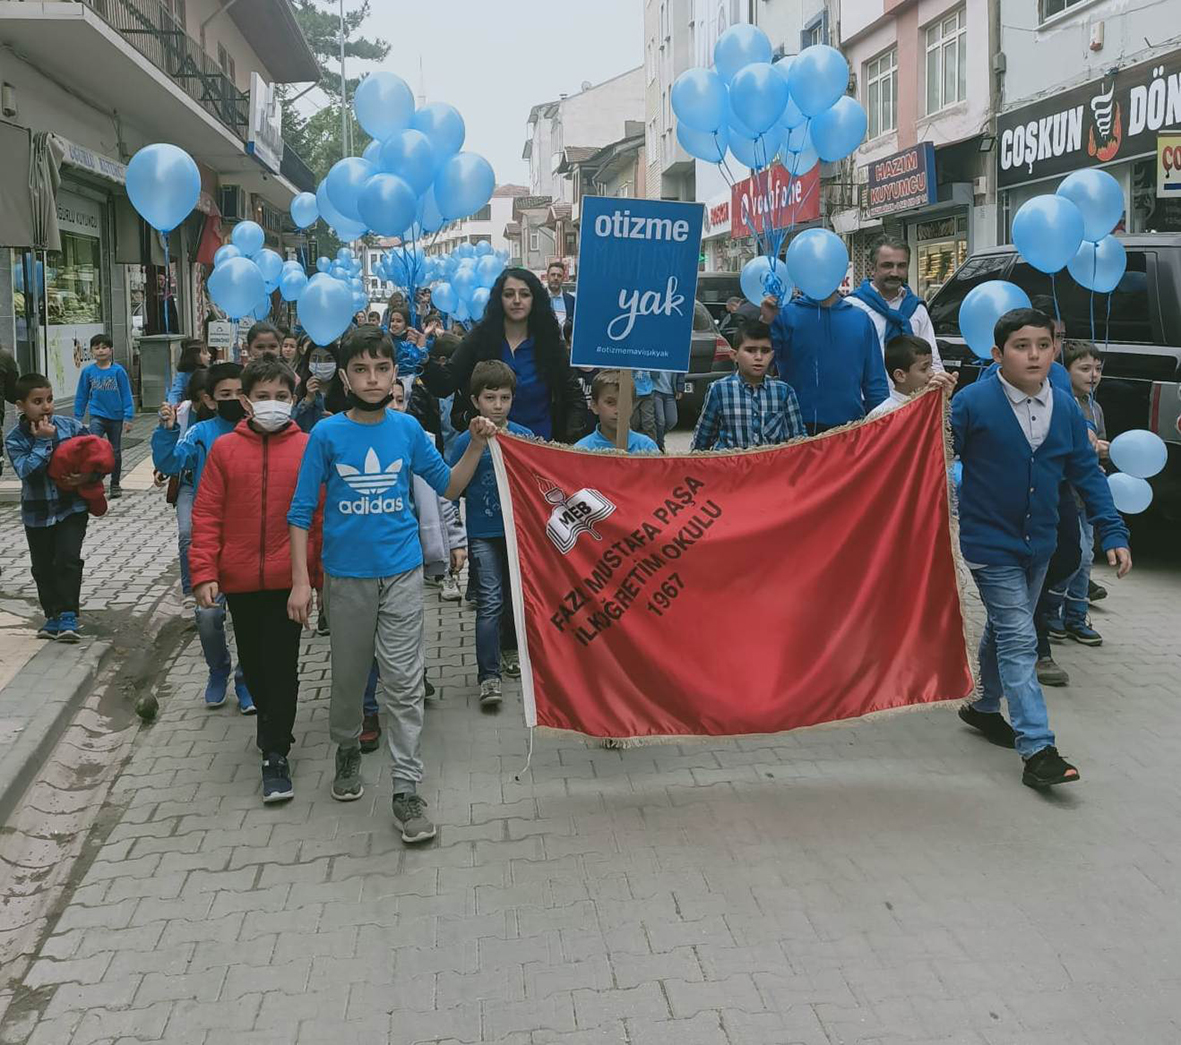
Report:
570,196,704,372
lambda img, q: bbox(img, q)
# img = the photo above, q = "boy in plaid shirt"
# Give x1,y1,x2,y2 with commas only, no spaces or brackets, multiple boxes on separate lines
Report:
4,373,91,642
691,321,805,450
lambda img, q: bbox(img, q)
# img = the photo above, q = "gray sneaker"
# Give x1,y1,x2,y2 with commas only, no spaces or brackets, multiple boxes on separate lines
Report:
501,650,521,678
392,792,437,843
331,745,363,801
479,678,503,707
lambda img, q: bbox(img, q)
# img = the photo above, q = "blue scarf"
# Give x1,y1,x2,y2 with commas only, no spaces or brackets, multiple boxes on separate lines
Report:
851,279,921,343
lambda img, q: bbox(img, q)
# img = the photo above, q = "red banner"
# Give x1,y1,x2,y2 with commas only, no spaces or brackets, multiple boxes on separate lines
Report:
491,391,974,739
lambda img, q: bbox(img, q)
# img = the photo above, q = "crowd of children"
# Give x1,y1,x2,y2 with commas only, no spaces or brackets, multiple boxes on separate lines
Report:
2,260,1132,834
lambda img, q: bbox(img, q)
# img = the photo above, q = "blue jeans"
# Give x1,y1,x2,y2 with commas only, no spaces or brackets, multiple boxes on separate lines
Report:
195,594,243,688
653,392,678,451
1064,519,1096,626
970,560,1055,758
363,662,379,716
470,537,510,682
176,480,194,596
90,415,124,486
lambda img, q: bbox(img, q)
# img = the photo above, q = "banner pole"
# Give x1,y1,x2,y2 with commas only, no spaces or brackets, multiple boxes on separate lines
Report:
616,369,634,450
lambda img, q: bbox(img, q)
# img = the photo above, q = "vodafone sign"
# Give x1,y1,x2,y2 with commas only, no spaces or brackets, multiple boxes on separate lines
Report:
730,164,820,240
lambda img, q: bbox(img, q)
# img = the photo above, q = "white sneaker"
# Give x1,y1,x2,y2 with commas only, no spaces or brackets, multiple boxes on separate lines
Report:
440,573,461,601
479,678,503,707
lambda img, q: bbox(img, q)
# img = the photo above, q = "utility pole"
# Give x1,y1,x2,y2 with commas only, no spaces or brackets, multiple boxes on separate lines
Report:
339,0,348,158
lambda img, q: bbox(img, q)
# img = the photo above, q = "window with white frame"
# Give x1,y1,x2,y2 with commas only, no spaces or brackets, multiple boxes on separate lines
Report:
925,9,967,114
647,41,655,82
865,49,897,139
1040,0,1088,20
529,229,540,252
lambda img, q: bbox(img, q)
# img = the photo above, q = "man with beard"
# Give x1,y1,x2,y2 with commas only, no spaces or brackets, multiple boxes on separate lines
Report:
849,236,943,371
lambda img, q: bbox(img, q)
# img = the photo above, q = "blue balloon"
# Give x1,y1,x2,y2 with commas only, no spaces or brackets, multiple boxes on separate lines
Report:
740,255,792,307
358,174,417,236
1057,168,1124,242
729,63,789,135
729,128,782,169
1012,195,1085,274
337,247,354,261
475,241,493,257
1109,429,1167,479
452,298,470,323
469,287,491,321
781,124,819,175
958,280,1032,359
379,129,438,194
411,103,466,159
787,45,850,117
434,152,495,220
213,244,241,268
786,228,848,301
727,90,758,140
417,187,445,235
951,460,963,487
452,264,478,302
316,256,331,273
231,220,265,258
1067,235,1127,293
810,96,867,162
278,264,308,303
432,282,458,314
207,257,265,320
353,71,414,140
316,180,366,241
299,272,356,346
670,68,728,133
1108,473,1153,514
353,290,369,311
254,247,284,289
325,157,376,224
771,58,807,128
455,243,476,260
125,143,201,233
362,139,383,166
714,23,773,84
677,122,729,164
476,254,504,288
290,192,318,229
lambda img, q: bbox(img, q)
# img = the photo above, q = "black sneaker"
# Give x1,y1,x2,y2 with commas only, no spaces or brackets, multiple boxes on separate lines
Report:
1022,746,1080,788
392,792,436,843
331,745,363,801
1087,580,1107,602
957,704,1017,749
316,612,330,637
423,675,436,698
262,755,294,803
109,485,123,499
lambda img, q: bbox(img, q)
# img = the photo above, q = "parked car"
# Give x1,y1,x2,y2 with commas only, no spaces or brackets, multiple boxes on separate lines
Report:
927,235,1181,516
695,271,743,326
679,299,737,424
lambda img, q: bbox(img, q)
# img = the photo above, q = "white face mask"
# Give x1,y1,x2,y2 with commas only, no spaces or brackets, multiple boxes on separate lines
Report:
309,361,336,381
251,399,292,432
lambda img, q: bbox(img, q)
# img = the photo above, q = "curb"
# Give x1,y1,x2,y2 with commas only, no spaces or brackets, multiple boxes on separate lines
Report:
0,639,113,826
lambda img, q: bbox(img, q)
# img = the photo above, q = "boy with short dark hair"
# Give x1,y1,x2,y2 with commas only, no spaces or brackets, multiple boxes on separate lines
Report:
866,335,957,418
74,334,134,498
288,325,498,843
190,355,312,802
449,359,533,708
5,374,91,642
576,370,659,453
952,309,1131,788
691,320,805,450
152,361,254,714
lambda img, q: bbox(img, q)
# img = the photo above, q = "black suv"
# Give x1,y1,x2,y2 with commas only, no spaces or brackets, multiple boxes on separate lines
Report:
927,236,1181,516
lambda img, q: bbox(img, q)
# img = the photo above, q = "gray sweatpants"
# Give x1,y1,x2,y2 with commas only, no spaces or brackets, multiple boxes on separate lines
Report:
325,568,425,795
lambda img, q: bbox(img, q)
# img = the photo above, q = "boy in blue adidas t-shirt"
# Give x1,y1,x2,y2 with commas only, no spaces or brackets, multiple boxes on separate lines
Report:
74,334,134,498
448,360,533,708
288,326,495,844
575,370,659,454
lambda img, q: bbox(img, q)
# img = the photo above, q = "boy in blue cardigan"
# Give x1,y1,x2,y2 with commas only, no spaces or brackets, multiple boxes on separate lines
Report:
74,334,134,498
952,308,1131,788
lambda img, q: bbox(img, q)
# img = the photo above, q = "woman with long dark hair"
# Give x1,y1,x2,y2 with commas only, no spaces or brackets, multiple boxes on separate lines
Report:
422,268,585,442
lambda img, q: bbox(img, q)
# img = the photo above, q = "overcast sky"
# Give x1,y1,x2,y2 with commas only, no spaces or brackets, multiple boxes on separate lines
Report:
347,0,644,185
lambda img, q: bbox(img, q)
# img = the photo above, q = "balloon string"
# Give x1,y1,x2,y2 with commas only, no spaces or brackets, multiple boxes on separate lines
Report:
162,232,171,335
1089,246,1098,342
1104,290,1113,350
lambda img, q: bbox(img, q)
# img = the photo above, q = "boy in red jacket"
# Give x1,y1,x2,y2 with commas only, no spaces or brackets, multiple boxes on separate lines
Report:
190,355,312,803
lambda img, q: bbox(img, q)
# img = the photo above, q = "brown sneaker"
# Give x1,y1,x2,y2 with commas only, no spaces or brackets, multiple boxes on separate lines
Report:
359,713,381,753
1036,657,1069,687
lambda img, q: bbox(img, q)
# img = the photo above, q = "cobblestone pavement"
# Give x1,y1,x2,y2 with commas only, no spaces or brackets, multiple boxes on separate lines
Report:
1,428,1180,1045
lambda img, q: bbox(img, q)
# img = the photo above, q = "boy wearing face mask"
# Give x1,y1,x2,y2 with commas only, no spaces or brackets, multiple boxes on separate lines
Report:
189,356,318,803
152,362,255,714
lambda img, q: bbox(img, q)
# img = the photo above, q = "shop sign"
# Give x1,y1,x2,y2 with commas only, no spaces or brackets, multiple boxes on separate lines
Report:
56,192,102,238
864,143,937,217
1158,133,1181,196
730,164,820,239
915,216,961,242
206,321,236,353
998,49,1181,187
56,136,127,185
246,72,284,173
703,193,731,237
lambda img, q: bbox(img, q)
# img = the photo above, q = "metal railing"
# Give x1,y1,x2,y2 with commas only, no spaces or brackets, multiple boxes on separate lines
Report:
81,0,249,139
280,147,316,195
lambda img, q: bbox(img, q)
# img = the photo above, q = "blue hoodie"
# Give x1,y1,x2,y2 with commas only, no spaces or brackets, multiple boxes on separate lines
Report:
151,415,237,490
770,297,890,428
74,363,134,421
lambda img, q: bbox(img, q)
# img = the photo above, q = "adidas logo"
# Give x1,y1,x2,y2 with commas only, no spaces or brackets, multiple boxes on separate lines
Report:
336,448,405,514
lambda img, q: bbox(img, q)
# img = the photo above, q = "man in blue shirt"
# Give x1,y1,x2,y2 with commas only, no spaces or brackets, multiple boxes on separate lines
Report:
763,292,889,433
74,334,134,498
576,370,659,454
288,326,496,844
952,308,1130,789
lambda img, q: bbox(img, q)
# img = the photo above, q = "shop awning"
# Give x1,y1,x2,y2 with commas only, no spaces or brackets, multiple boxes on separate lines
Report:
0,121,34,247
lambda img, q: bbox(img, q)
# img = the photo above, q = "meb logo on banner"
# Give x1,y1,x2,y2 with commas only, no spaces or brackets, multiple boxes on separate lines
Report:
570,196,704,373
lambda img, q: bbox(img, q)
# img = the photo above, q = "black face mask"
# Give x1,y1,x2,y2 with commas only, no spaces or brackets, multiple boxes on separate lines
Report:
344,390,394,412
216,400,247,423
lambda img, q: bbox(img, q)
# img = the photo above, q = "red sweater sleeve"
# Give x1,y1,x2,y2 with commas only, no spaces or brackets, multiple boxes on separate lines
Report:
189,444,227,589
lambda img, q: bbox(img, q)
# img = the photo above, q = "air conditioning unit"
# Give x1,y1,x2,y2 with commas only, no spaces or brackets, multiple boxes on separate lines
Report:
218,185,248,222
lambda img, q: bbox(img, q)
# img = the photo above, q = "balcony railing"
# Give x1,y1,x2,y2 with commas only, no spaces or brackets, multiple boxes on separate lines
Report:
81,0,248,139
280,147,316,195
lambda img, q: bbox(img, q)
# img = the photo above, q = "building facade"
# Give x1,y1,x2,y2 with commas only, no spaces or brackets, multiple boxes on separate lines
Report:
644,0,697,201
424,186,529,260
0,0,317,400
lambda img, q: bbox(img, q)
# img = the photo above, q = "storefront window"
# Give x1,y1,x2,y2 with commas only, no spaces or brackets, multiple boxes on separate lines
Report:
46,192,107,396
914,214,968,300
46,232,103,329
1131,158,1181,232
